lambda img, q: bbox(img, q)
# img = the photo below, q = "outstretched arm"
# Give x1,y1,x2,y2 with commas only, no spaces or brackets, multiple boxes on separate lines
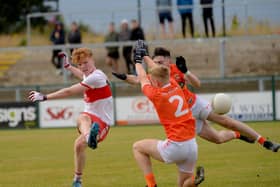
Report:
28,83,86,101
59,52,84,79
112,72,140,85
134,40,150,87
176,56,201,88
135,63,149,87
185,71,201,88
143,55,158,69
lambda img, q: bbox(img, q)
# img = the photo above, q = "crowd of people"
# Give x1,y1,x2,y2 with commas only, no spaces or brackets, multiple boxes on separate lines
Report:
50,21,82,74
49,1,216,74
157,0,215,38
104,19,145,74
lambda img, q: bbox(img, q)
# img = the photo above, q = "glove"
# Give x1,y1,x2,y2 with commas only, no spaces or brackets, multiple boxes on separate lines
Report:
176,56,188,74
28,91,47,102
133,40,149,63
133,48,143,64
58,52,70,68
112,72,127,80
135,40,148,56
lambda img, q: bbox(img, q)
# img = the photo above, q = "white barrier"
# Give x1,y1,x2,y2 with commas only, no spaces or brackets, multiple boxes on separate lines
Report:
115,91,274,125
38,91,278,128
39,99,83,128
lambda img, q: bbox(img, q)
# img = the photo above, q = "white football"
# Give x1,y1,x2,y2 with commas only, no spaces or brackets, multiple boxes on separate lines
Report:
211,93,232,115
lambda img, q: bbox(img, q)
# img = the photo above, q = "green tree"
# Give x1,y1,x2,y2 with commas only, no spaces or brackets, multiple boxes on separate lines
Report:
0,0,54,33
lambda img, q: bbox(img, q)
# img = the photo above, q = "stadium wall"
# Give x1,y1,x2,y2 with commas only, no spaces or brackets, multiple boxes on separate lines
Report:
0,91,279,129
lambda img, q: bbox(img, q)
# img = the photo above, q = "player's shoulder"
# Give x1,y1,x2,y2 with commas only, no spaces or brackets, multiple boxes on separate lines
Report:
88,69,107,78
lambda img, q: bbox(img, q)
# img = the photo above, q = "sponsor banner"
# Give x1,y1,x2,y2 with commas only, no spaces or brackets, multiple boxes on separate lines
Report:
115,96,159,125
0,102,38,129
200,92,273,121
39,99,84,128
276,91,280,120
115,91,274,125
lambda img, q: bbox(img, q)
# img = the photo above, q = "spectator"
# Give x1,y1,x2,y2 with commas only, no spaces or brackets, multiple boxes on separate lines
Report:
177,0,194,38
200,0,215,37
50,22,65,73
130,19,145,41
67,21,82,55
156,0,174,39
118,19,134,74
104,22,119,72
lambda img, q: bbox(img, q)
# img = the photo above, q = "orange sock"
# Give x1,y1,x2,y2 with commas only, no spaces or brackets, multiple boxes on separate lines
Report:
257,136,266,145
192,175,195,185
234,131,241,139
145,173,156,187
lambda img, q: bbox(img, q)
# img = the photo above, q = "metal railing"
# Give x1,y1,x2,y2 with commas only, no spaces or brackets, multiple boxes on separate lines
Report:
1,75,279,102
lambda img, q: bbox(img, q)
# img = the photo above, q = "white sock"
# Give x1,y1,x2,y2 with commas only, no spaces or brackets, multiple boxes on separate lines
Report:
74,172,82,182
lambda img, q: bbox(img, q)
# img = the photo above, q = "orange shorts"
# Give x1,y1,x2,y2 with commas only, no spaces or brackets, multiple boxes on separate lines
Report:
81,112,110,143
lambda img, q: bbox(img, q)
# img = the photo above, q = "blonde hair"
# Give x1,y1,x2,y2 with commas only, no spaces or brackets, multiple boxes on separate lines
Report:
71,48,93,64
149,65,170,85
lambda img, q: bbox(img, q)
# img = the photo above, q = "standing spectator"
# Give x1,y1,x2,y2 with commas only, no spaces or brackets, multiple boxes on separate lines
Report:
130,19,145,41
156,0,174,39
68,21,82,55
50,22,65,73
200,0,215,37
118,19,133,74
177,0,194,38
104,22,119,72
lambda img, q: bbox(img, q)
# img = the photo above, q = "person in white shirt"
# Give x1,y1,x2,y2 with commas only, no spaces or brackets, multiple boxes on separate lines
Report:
28,48,113,187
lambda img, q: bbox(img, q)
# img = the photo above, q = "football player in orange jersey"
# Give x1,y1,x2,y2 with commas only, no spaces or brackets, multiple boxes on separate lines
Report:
113,40,280,153
132,42,204,187
29,48,114,187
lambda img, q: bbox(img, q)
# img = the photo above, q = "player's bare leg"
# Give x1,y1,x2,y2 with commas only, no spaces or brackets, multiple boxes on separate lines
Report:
133,139,163,187
199,121,237,144
72,114,92,186
207,112,280,152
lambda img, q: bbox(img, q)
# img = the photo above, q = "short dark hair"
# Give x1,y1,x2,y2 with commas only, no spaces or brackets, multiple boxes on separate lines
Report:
153,47,171,57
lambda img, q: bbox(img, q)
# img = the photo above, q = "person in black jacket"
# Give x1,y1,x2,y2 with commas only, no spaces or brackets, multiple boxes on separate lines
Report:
50,22,65,71
130,19,145,41
200,0,215,37
68,22,82,55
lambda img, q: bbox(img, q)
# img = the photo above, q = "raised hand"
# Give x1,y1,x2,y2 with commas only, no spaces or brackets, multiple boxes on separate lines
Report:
28,91,47,102
133,40,148,63
176,56,188,74
58,52,70,68
112,72,127,80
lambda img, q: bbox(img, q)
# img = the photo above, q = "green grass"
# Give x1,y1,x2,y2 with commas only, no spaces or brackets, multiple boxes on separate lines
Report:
0,122,279,187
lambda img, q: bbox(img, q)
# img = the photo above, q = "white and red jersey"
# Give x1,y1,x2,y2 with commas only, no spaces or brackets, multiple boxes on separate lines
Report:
80,69,114,126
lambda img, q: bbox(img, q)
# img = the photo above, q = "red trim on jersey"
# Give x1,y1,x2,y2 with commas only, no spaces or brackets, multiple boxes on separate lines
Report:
80,82,92,89
83,84,112,103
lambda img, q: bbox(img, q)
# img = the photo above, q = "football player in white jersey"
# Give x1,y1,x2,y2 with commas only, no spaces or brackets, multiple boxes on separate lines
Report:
28,48,113,187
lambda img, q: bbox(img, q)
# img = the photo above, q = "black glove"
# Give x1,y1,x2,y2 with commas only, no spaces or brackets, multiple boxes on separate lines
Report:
176,56,188,74
133,40,148,63
112,72,127,80
133,48,143,64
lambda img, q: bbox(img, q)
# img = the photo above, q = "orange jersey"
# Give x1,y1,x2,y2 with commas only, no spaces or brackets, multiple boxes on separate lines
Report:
142,78,195,141
170,64,196,107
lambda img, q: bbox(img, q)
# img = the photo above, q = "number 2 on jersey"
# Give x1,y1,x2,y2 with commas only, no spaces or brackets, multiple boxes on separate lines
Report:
169,95,189,117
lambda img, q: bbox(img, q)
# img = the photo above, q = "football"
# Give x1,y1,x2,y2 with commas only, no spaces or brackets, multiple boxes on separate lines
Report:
211,93,232,114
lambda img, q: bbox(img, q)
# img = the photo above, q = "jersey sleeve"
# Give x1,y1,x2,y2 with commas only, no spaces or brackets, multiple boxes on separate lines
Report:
142,84,156,101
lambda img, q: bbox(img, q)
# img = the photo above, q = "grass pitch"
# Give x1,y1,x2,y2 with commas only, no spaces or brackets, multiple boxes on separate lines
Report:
0,122,279,187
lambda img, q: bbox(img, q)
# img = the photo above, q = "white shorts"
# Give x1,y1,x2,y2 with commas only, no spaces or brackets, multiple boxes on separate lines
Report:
157,138,197,173
191,96,212,134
